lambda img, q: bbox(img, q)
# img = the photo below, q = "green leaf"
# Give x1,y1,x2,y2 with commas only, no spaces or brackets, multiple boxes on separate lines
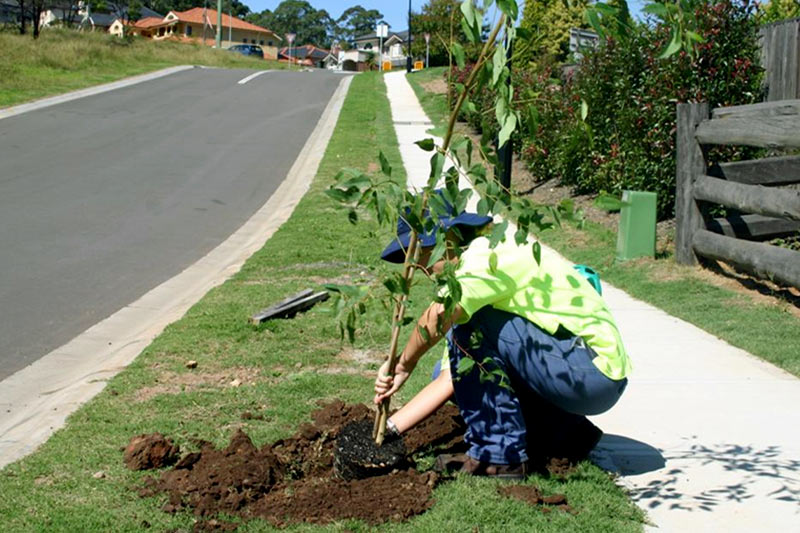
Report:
488,220,508,247
324,188,350,204
643,3,668,18
460,0,476,26
496,0,518,21
378,151,391,177
660,28,682,59
497,112,517,149
418,324,431,344
532,241,541,265
686,30,704,43
492,45,505,86
477,197,490,216
460,15,477,44
457,357,475,375
452,42,466,69
428,152,445,187
514,226,527,245
580,100,588,121
488,251,498,273
415,138,436,152
429,235,448,266
594,193,625,212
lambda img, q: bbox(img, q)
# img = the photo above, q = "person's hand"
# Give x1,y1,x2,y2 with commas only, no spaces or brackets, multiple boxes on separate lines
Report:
373,359,412,404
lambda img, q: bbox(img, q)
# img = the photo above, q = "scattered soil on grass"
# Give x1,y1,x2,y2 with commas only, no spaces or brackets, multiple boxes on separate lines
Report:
136,401,465,528
498,485,575,515
134,401,582,528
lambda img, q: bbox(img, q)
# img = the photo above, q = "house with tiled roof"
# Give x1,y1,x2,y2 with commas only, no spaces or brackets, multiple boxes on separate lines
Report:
278,45,329,68
114,8,281,59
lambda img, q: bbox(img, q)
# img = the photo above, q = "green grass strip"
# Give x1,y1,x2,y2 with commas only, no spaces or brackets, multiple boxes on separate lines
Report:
0,29,288,108
0,72,644,532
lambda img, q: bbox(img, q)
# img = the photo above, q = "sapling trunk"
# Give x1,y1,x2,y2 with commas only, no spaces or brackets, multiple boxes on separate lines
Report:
373,15,508,446
374,231,422,445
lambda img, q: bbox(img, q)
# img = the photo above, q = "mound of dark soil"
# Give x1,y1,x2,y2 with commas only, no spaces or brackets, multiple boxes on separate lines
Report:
124,433,180,471
136,401,465,528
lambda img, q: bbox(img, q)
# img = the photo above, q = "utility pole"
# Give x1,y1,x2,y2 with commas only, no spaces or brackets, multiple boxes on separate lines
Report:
228,7,232,44
215,0,222,48
377,23,388,72
406,0,412,73
424,32,430,68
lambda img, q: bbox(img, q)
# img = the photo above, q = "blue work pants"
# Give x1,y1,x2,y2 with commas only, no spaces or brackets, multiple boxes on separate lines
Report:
446,307,627,464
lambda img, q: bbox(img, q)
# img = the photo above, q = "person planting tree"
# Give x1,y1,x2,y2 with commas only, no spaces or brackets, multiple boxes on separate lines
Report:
373,200,631,479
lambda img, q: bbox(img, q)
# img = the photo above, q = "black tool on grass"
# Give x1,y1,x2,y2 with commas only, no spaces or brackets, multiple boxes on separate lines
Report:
250,289,329,324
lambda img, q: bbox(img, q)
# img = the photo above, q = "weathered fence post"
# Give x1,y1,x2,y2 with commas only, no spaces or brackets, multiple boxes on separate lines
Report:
675,102,709,265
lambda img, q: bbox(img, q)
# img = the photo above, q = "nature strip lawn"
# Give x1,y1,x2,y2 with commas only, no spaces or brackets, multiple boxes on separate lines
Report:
0,71,644,531
0,29,287,108
408,67,800,378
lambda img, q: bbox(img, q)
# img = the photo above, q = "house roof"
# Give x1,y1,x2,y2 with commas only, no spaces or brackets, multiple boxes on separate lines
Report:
279,45,329,61
94,6,162,27
168,8,279,38
353,29,412,43
133,16,169,29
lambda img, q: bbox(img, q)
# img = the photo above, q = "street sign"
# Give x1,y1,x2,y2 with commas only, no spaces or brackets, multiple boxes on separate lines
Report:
376,23,388,38
285,32,295,44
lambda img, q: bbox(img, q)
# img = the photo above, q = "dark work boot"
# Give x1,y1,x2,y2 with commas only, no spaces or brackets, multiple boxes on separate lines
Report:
435,453,529,480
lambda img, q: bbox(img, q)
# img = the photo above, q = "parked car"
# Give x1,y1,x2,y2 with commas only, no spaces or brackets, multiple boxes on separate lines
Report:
228,44,263,58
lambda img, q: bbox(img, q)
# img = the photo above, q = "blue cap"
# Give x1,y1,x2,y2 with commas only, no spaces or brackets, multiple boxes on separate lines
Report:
380,195,492,263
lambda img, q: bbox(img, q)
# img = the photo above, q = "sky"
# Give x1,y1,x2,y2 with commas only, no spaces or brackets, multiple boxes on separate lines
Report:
244,1,647,30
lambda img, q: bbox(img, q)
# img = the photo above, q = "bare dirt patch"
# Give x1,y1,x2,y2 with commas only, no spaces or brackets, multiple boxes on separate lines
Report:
134,367,261,403
421,78,448,95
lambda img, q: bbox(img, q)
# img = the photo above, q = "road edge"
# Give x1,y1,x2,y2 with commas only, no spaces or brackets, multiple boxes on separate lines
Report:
0,65,195,120
0,74,354,469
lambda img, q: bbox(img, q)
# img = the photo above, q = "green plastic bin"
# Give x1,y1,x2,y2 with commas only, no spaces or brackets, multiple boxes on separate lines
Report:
616,191,657,261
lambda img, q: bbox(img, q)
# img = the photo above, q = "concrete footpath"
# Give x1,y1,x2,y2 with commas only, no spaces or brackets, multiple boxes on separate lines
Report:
384,70,800,531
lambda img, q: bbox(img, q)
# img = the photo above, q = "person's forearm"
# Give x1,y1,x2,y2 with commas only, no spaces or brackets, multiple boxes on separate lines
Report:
397,303,462,372
390,368,453,433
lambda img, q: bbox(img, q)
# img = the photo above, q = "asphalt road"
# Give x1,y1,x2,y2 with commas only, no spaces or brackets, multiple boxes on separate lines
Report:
0,67,344,380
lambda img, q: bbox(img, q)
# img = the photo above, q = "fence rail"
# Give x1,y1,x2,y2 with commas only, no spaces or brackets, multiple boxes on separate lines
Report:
675,100,800,289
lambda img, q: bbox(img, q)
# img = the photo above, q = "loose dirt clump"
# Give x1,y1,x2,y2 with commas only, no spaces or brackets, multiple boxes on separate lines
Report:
124,433,180,471
498,484,575,514
135,401,456,528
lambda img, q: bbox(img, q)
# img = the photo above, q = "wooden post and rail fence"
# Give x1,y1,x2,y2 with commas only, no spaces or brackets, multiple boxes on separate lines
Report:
674,100,800,289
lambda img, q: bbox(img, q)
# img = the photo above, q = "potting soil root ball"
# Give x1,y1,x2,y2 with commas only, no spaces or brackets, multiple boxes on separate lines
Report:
334,419,407,480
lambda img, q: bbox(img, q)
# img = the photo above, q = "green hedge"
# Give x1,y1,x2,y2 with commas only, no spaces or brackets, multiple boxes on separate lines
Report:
451,0,764,220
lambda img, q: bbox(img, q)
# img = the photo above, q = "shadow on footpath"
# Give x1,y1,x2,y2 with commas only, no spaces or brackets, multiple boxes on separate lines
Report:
596,434,800,512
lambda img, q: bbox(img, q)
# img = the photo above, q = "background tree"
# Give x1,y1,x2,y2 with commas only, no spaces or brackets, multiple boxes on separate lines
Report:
247,0,333,47
410,0,482,66
515,0,591,67
336,4,383,42
756,0,800,24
